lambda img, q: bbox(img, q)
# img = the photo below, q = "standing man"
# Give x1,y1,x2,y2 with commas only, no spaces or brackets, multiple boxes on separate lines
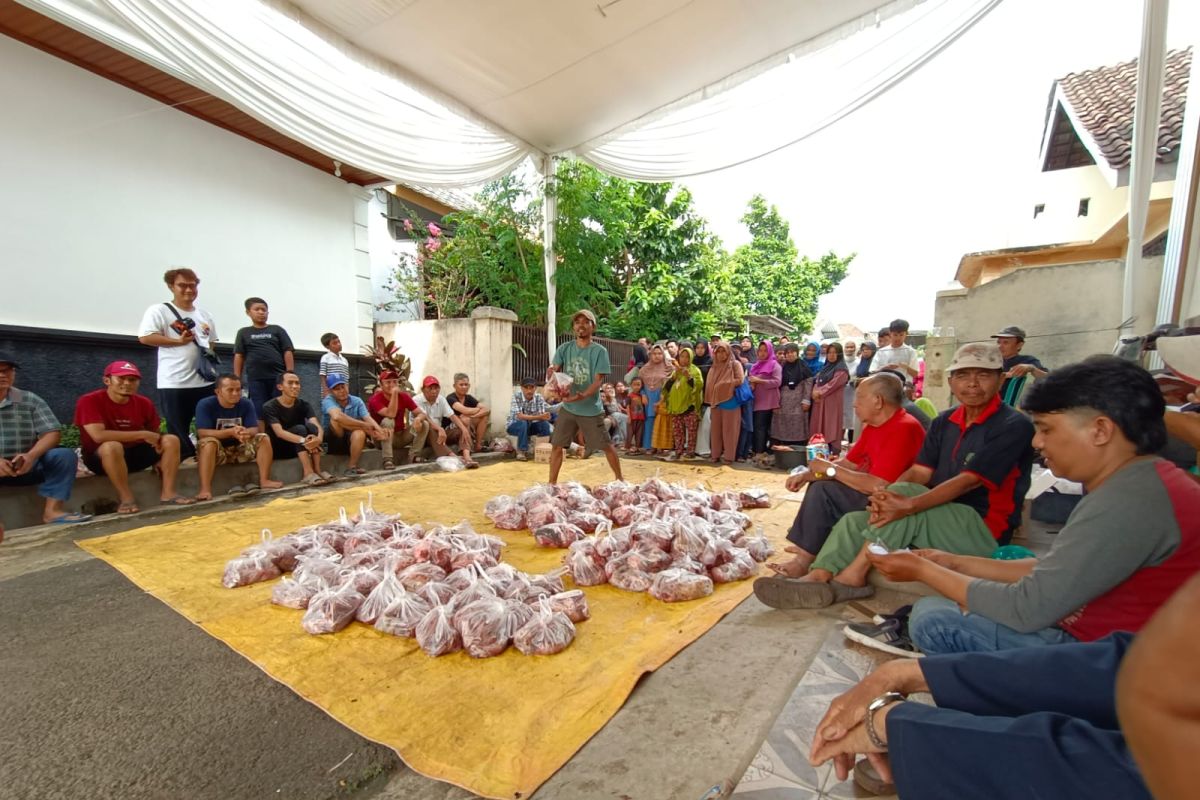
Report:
74,361,193,514
991,325,1048,405
546,309,623,483
232,297,295,428
262,372,331,486
0,352,91,525
138,267,218,460
367,370,429,469
414,376,477,467
322,376,388,477
449,373,492,453
194,374,281,500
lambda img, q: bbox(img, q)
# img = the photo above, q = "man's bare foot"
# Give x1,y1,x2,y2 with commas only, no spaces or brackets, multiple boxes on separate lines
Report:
261,479,284,490
195,492,213,502
784,544,807,555
799,568,834,583
767,558,809,578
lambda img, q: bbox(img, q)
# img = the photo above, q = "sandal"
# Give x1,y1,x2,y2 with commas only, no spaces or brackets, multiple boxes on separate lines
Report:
344,466,366,477
47,512,92,524
159,496,196,506
117,501,140,515
227,484,249,498
382,458,396,470
241,484,261,497
464,460,480,470
319,471,338,483
302,473,325,487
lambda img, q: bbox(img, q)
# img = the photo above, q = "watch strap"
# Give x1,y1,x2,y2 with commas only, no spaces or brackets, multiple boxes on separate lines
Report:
866,692,905,750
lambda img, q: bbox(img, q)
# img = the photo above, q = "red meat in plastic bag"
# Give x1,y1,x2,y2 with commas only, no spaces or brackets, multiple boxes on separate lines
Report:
710,490,742,511
738,533,775,562
699,537,736,567
222,551,281,588
484,495,527,530
345,566,384,595
610,504,652,527
373,587,431,638
412,536,453,571
630,520,673,551
567,511,611,534
670,523,710,561
526,502,567,530
271,576,317,609
415,605,462,656
548,589,590,622
593,527,632,560
649,568,714,602
418,581,455,606
398,562,447,590
244,529,302,572
533,522,585,548
456,597,515,658
513,598,576,656
356,571,405,624
566,547,607,586
710,549,757,583
609,566,653,592
738,487,772,509
669,552,707,575
301,584,363,634
507,598,536,632
292,554,342,587
449,547,498,572
624,544,673,574
544,371,573,403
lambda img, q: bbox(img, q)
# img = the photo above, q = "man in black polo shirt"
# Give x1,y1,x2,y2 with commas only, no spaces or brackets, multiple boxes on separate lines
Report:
755,342,1035,609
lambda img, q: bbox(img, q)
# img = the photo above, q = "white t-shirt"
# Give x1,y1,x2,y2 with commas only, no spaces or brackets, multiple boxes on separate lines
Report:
414,394,454,424
139,303,219,389
869,344,919,376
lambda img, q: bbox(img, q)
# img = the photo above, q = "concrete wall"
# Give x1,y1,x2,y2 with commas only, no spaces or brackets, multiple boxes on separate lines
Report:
375,307,517,438
0,35,370,353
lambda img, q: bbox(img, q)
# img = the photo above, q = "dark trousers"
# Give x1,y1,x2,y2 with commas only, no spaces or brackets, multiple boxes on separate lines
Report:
158,384,213,459
268,423,320,460
785,480,870,555
737,402,754,458
752,410,773,454
888,633,1150,800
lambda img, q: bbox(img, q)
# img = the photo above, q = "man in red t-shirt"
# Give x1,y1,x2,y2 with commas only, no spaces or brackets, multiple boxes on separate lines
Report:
769,373,926,577
366,370,432,469
74,361,193,514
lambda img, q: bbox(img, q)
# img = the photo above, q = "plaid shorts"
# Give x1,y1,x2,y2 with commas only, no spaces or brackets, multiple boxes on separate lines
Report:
198,435,263,465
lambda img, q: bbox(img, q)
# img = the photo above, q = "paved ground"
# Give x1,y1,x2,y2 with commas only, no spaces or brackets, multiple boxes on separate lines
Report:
2,458,858,800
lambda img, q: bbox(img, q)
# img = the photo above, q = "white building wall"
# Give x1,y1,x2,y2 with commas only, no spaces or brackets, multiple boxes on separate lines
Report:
368,192,421,324
0,36,364,352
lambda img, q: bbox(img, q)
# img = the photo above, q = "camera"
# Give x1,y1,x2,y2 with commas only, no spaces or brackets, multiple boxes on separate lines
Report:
170,317,197,335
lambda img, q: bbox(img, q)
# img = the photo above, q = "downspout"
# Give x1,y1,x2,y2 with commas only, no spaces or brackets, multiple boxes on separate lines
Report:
542,154,558,360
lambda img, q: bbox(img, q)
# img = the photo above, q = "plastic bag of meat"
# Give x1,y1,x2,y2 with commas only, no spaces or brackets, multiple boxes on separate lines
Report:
671,522,710,561
594,527,633,560
649,568,715,603
456,597,515,658
398,562,447,591
450,547,498,572
550,481,589,500
548,589,590,623
710,549,757,583
341,548,385,569
710,490,742,511
566,511,611,534
342,528,385,557
445,565,480,592
528,569,567,596
738,532,775,563
292,553,342,587
484,495,527,530
373,585,432,638
609,565,653,592
566,547,607,586
738,487,772,509
526,502,567,530
513,597,576,656
418,581,455,606
356,571,405,624
508,598,536,631
543,371,574,403
412,536,453,571
630,519,673,551
669,552,707,575
415,604,462,656
244,529,302,572
222,550,281,589
533,522,585,548
271,576,318,609
610,504,653,527
639,477,677,501
624,543,673,574
345,565,384,596
301,583,364,635
699,536,736,567
516,484,554,509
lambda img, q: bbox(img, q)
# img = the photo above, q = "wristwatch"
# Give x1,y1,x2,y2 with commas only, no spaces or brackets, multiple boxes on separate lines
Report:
866,691,905,750
821,466,837,480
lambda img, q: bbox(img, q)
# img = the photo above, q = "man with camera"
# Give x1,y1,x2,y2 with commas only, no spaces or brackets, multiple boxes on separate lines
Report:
138,267,218,460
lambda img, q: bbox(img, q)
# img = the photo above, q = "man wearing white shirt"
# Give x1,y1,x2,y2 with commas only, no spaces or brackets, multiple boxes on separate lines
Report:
137,267,218,460
412,375,476,466
870,319,920,380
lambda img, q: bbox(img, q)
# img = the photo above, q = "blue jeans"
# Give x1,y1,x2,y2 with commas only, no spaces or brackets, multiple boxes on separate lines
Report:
506,419,551,451
0,447,78,502
909,596,1078,656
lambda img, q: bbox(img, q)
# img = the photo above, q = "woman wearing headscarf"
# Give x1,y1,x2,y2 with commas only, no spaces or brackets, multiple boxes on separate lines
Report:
850,340,876,441
662,347,704,461
637,344,671,455
704,342,745,465
691,340,713,382
842,340,860,444
748,339,783,467
809,341,850,455
802,341,823,374
769,343,813,448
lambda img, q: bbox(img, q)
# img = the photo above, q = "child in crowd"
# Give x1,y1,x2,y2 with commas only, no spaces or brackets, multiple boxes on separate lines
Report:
232,297,295,429
319,332,349,398
626,377,646,454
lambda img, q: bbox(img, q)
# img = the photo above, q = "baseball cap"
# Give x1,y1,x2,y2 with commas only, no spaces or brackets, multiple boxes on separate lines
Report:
421,375,440,388
105,361,142,378
571,309,597,326
325,374,347,389
378,370,398,381
0,351,18,368
947,342,1004,372
990,325,1026,340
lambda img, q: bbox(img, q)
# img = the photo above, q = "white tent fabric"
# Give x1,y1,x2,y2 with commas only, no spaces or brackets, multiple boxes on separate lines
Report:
17,0,1003,186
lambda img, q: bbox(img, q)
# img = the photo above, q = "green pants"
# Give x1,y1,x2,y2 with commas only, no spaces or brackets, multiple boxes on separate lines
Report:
811,482,998,574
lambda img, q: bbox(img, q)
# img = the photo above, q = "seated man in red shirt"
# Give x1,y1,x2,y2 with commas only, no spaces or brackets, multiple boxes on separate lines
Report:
366,370,435,469
768,373,926,577
74,361,193,514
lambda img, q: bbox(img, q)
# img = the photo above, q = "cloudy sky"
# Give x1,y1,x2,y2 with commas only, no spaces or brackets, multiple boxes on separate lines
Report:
682,0,1198,331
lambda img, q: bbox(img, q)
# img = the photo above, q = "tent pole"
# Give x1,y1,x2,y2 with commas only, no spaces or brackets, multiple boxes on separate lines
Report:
1121,0,1169,335
542,154,558,361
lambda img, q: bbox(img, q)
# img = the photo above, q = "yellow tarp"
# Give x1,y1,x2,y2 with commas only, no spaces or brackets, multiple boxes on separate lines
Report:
78,460,793,799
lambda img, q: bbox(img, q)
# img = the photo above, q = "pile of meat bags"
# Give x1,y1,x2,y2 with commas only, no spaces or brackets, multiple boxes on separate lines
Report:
484,479,775,602
221,499,587,657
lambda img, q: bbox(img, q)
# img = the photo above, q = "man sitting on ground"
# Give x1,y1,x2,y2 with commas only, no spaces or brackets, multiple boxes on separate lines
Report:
768,373,926,577
0,351,91,525
866,356,1200,655
194,374,281,500
448,373,491,453
322,376,387,477
506,377,552,461
414,376,477,468
262,372,331,486
74,361,194,514
367,371,432,470
754,342,1034,609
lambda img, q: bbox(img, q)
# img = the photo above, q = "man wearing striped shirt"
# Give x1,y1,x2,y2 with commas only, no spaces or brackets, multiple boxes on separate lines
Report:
506,377,551,461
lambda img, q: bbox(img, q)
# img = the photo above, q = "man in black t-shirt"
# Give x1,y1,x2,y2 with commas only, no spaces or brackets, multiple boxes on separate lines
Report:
233,297,295,429
992,325,1047,406
261,372,332,486
449,372,491,452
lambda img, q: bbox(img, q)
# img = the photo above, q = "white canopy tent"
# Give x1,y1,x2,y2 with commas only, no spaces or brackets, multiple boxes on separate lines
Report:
16,0,1189,351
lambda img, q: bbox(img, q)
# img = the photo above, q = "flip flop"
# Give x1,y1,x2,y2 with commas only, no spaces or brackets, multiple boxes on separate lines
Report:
160,496,196,506
47,512,93,524
753,577,834,609
319,471,339,483
241,484,261,497
117,502,140,515
227,484,249,498
302,473,325,486
464,460,480,470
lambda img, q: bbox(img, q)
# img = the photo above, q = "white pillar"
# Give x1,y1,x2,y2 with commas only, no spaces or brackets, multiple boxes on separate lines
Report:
542,154,559,361
1158,47,1200,326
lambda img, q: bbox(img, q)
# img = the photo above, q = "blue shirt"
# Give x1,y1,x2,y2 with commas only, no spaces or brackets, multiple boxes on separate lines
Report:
195,396,258,431
552,339,612,417
321,394,369,430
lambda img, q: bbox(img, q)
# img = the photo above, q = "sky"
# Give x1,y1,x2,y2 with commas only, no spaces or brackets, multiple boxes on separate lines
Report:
681,0,1198,333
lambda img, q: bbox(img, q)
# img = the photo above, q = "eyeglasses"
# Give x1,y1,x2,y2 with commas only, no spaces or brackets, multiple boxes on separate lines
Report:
174,282,199,290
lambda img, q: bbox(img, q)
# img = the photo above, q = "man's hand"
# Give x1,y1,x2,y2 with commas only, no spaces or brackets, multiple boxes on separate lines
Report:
808,669,891,765
1006,363,1035,378
141,430,162,448
370,425,389,442
436,428,447,445
177,330,196,346
12,453,34,476
864,549,928,582
809,457,835,476
235,426,256,443
0,457,18,478
785,468,813,492
868,489,914,528
911,548,959,569
809,721,891,783
302,434,321,454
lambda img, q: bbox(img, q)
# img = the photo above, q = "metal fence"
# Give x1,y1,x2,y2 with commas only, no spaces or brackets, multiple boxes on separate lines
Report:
512,325,636,384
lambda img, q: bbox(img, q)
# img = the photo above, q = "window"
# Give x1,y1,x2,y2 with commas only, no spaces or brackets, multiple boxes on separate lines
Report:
1033,203,1045,219
1078,198,1090,217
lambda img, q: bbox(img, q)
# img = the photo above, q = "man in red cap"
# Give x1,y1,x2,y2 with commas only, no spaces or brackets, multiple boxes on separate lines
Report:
413,375,476,467
74,361,193,514
367,370,433,469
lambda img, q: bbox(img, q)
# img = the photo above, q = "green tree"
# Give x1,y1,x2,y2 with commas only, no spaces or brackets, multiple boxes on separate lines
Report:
730,194,853,333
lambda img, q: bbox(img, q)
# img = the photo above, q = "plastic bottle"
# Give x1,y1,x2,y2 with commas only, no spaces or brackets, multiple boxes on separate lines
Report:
806,433,829,463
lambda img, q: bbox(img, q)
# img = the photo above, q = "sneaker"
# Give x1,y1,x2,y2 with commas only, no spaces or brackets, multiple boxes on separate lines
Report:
843,618,923,659
515,450,527,461
871,604,913,626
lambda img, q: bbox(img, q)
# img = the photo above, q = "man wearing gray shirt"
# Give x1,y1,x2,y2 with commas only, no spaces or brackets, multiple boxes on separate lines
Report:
866,356,1200,655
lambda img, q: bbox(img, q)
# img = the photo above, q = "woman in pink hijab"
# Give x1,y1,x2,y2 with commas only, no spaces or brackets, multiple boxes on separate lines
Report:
747,339,782,467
